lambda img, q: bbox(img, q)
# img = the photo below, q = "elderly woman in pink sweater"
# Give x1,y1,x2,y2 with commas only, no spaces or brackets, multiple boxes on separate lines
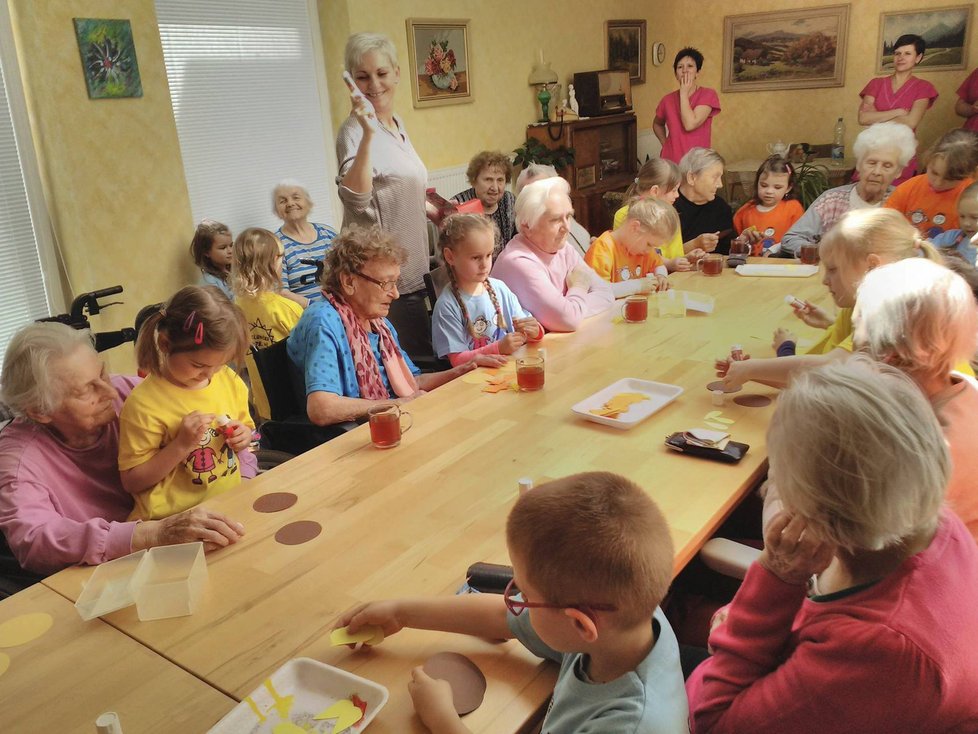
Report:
491,177,613,332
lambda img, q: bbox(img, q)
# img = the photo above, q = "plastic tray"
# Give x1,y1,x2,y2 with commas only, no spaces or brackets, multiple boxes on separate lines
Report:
209,657,389,733
735,264,818,278
571,378,684,430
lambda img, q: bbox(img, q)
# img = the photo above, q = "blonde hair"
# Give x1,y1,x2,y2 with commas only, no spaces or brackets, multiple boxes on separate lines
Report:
321,225,406,299
820,208,941,266
231,228,284,298
0,322,95,417
506,472,673,628
854,258,978,384
189,219,231,280
344,32,399,72
624,158,681,201
769,356,947,552
923,129,978,181
623,197,680,240
438,214,507,341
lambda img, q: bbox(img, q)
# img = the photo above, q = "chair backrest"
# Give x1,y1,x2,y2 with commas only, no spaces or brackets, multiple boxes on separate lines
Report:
423,265,450,307
250,337,305,421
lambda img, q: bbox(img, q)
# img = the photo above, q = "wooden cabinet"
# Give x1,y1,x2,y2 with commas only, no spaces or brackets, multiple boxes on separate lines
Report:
526,112,637,235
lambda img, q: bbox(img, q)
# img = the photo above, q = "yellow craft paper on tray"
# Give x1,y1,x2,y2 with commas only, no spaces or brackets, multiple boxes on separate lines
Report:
264,678,295,718
0,612,53,648
589,392,650,419
272,723,306,734
330,625,384,647
314,698,364,732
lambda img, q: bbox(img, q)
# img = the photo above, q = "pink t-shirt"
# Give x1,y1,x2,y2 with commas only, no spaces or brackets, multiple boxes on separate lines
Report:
957,68,978,133
859,76,938,184
491,233,613,332
655,87,720,163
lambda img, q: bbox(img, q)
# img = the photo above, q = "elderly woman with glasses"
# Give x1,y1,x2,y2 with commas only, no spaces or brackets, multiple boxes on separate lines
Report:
288,225,503,426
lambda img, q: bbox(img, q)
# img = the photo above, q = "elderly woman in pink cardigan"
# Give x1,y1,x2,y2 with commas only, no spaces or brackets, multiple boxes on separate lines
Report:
491,177,613,332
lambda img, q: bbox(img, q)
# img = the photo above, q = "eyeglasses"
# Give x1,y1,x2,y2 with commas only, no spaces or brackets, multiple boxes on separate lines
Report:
503,578,617,617
354,270,399,294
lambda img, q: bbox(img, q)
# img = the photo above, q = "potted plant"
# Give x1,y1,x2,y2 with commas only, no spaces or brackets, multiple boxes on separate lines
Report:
793,158,830,209
512,137,575,173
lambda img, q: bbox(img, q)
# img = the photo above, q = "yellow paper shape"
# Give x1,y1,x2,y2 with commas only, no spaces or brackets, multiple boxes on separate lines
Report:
272,723,306,734
589,392,649,418
0,612,53,648
263,678,294,718
460,362,516,385
329,625,384,647
0,652,9,678
244,696,267,724
314,699,364,732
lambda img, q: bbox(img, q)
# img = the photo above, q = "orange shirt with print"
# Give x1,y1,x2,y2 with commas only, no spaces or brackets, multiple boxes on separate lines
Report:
733,199,804,243
584,231,665,283
883,174,975,238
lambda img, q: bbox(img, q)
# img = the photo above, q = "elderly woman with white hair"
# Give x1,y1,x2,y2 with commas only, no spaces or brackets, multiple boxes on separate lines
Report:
336,32,432,361
687,357,978,732
273,180,338,303
0,323,245,578
513,163,593,257
674,147,732,254
491,177,613,332
782,121,916,256
854,257,978,541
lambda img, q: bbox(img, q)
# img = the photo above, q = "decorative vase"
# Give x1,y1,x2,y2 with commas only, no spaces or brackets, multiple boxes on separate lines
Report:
430,72,454,90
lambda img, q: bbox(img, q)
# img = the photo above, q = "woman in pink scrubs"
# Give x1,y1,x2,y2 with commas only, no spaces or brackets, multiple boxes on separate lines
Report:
653,48,720,164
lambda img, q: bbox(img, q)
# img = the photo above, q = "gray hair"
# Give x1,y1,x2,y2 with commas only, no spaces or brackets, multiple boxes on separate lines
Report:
679,147,725,181
0,322,95,417
854,258,978,383
344,32,398,73
768,356,947,553
271,179,313,217
515,163,559,195
853,121,917,168
515,177,571,231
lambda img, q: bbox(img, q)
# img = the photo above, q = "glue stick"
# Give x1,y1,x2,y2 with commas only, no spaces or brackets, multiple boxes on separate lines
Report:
730,344,744,362
216,414,234,439
518,477,534,495
95,712,124,734
784,295,806,310
711,389,725,407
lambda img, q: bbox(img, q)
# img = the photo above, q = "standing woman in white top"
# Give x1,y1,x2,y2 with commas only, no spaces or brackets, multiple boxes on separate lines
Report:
336,32,434,363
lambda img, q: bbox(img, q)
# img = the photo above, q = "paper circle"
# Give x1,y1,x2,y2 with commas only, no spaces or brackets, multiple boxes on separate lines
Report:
706,380,742,394
252,492,298,513
733,394,773,408
0,612,53,648
274,520,322,546
424,652,487,715
0,652,9,678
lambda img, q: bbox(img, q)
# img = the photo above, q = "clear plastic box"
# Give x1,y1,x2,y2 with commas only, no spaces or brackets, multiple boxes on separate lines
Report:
74,542,207,622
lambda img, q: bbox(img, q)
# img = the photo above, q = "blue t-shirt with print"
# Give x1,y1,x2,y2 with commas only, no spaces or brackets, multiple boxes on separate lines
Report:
932,228,977,266
431,277,532,358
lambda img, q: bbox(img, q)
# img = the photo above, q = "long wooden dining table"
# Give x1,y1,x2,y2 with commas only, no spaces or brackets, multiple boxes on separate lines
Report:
40,260,830,733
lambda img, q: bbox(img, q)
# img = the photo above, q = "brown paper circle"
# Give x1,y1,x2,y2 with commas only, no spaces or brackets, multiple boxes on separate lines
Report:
252,492,298,513
706,380,742,394
274,520,322,546
423,652,487,715
733,394,773,408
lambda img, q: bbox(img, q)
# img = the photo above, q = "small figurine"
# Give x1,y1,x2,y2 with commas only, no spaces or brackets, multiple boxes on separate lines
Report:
568,84,579,115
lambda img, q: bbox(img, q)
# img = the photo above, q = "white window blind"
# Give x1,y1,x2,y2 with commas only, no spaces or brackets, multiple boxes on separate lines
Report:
156,0,336,236
0,39,50,363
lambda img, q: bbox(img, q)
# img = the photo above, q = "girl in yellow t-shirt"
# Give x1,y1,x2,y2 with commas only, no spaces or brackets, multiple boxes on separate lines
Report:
119,285,254,521
613,157,705,271
231,227,308,419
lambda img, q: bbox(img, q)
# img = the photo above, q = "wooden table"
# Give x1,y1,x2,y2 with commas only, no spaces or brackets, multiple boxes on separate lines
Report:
43,263,830,733
0,583,234,733
724,157,857,206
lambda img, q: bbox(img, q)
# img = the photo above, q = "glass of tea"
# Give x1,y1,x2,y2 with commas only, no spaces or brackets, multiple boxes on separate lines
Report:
799,243,820,265
516,355,545,391
729,238,750,258
367,404,412,449
696,253,724,276
621,294,649,323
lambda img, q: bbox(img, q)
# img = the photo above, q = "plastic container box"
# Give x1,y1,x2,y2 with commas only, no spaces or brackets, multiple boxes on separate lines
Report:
75,542,207,621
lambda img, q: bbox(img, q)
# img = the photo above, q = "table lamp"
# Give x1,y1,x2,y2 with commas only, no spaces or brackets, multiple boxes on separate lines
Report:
528,51,558,123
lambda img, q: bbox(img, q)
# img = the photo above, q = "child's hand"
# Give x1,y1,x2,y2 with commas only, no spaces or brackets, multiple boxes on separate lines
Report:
176,411,216,452
514,317,542,340
225,420,252,453
668,256,692,272
653,274,671,292
635,278,655,295
686,247,708,262
335,600,405,639
715,358,750,391
408,666,464,733
693,233,719,253
469,354,508,369
497,331,527,355
772,327,797,351
791,300,833,329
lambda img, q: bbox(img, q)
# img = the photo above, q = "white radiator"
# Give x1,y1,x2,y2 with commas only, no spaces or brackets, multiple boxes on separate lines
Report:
427,164,469,199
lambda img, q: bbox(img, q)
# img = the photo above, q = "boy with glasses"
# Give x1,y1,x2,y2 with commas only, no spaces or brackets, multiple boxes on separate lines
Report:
335,471,688,733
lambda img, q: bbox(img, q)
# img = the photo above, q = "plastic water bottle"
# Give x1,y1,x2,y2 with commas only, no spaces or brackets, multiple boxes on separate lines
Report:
831,117,845,163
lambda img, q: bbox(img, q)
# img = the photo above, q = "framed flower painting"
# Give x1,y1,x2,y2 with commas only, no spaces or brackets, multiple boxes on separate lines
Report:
73,18,143,99
406,18,472,108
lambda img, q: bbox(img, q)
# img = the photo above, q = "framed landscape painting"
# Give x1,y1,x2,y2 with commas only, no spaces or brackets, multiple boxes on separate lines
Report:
607,20,646,84
406,18,472,108
877,6,971,73
722,4,850,92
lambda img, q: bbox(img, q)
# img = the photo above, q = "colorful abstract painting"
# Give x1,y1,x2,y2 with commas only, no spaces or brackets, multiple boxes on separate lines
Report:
73,18,143,99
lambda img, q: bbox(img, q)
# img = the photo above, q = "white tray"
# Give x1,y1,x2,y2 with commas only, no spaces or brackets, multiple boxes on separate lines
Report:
209,658,389,733
572,378,684,430
735,264,818,278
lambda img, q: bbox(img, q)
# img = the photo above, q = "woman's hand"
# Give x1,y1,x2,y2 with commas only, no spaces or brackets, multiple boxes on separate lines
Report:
335,600,405,639
759,512,835,586
343,72,378,134
791,300,833,329
176,411,215,452
686,248,707,263
513,317,542,340
409,667,467,734
497,332,527,355
678,70,695,96
772,327,797,351
133,506,245,553
566,266,592,291
225,420,252,453
459,354,508,373
694,233,719,253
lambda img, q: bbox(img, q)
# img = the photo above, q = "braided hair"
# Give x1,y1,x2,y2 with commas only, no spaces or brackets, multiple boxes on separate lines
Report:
439,214,508,342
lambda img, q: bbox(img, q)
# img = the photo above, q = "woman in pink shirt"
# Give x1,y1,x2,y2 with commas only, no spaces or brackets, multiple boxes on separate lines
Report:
858,34,938,184
0,323,246,579
955,67,978,132
653,48,721,164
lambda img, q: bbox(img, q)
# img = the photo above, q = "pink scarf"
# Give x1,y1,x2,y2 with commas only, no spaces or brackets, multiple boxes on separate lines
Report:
326,293,418,400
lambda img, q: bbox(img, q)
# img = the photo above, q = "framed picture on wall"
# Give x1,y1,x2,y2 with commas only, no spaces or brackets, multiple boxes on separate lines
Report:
721,4,850,93
406,18,472,108
606,20,646,85
876,6,972,73
73,17,143,99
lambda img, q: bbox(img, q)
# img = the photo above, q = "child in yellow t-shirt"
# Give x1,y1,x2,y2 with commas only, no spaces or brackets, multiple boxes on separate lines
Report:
587,198,675,298
119,285,254,521
231,227,307,419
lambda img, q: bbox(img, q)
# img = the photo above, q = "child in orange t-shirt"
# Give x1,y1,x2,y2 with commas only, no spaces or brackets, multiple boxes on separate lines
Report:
733,156,804,256
884,129,978,238
585,198,675,298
